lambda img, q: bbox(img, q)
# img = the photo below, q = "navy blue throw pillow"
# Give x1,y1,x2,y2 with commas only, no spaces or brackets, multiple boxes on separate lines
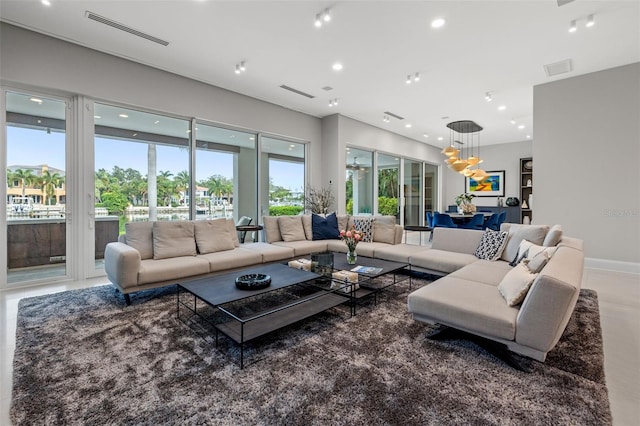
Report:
312,213,340,240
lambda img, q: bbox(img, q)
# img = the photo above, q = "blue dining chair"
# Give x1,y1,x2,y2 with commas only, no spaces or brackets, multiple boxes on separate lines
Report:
461,213,485,230
483,213,500,230
426,211,434,228
433,212,457,229
497,211,507,229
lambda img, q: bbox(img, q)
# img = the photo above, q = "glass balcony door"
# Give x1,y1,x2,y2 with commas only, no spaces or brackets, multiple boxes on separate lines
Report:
4,91,69,284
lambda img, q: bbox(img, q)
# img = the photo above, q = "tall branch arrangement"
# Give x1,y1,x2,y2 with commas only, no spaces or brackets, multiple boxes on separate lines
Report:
304,185,335,214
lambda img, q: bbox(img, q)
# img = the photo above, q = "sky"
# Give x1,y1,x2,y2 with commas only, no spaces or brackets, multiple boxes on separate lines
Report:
7,126,304,191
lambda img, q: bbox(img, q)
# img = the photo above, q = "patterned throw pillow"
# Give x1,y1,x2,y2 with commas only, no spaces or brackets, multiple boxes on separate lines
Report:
475,229,509,261
352,217,374,243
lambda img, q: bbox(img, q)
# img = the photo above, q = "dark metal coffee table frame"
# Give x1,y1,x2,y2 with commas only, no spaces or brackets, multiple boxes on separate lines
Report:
313,253,412,316
177,263,350,368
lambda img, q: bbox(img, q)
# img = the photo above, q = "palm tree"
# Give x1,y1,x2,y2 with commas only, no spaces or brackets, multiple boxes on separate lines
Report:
12,168,36,198
174,170,190,204
40,170,63,205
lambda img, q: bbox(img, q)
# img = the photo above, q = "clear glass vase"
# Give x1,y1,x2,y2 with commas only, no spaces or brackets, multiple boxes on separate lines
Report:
347,249,357,264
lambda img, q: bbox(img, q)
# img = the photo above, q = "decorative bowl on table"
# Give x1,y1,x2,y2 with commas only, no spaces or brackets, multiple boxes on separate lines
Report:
235,274,271,290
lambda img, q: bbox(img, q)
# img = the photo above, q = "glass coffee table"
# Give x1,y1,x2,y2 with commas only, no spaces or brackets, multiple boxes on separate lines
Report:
177,263,349,368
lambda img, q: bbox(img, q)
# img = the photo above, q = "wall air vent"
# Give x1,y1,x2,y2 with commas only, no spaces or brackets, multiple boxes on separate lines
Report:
279,85,315,99
383,111,405,120
544,59,573,77
85,11,170,46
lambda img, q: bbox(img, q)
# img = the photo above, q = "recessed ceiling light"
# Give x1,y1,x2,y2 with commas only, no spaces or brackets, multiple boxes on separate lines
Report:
332,63,343,71
41,0,51,6
405,123,412,128
119,114,128,118
431,18,446,28
518,124,525,130
498,105,507,111
510,118,516,125
154,120,160,124
94,115,101,119
437,136,443,141
423,134,429,138
526,135,531,139
290,144,296,148
30,97,43,104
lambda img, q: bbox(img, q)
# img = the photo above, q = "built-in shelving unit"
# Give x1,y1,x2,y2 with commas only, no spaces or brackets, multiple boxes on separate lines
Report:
520,157,533,224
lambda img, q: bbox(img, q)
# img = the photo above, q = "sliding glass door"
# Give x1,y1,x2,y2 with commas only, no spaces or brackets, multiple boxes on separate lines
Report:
377,153,400,222
5,91,69,284
404,159,423,226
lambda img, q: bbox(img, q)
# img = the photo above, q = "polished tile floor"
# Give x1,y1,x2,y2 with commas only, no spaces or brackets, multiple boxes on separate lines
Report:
1,264,638,425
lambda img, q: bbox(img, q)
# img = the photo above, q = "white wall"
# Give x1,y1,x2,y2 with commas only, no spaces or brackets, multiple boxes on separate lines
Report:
443,140,532,209
0,23,323,185
534,62,640,265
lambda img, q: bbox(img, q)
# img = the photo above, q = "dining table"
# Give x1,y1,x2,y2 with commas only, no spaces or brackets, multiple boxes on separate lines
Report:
445,212,493,226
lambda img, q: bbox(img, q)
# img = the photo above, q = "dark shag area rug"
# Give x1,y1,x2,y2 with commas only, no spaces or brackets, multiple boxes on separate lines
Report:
11,276,611,425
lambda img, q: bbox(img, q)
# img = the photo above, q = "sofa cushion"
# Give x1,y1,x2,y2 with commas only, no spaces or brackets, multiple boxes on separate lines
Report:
410,249,479,274
407,277,518,340
272,240,329,257
241,242,295,263
125,221,154,260
312,213,340,240
263,216,283,243
194,219,235,254
199,248,263,273
498,262,538,306
474,229,508,261
500,224,550,262
301,215,313,240
226,219,241,247
373,243,429,264
543,224,563,247
448,260,512,286
138,256,209,285
352,217,374,242
152,221,196,260
373,216,396,244
278,216,306,242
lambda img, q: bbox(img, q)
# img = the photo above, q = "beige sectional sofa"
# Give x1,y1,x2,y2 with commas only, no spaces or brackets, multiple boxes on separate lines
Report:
104,214,403,304
104,214,584,367
407,224,584,364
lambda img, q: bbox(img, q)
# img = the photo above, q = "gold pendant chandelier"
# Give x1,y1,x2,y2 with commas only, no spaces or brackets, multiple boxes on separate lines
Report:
441,120,488,182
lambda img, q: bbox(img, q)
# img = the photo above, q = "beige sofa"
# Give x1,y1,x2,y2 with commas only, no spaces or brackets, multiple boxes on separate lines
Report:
407,224,584,366
104,214,404,304
104,218,297,304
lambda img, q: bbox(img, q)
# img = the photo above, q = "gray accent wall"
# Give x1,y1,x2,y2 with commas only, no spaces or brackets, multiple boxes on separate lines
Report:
534,62,640,265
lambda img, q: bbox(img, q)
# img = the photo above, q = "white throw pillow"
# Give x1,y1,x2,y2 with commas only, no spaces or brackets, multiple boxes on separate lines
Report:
498,263,538,306
510,239,558,266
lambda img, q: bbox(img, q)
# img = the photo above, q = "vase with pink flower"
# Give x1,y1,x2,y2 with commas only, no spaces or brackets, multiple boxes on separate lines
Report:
339,226,364,264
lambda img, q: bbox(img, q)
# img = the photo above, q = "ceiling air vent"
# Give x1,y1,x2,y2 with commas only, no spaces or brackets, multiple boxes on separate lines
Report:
279,85,315,99
383,111,405,120
557,0,576,6
85,11,170,46
544,59,573,77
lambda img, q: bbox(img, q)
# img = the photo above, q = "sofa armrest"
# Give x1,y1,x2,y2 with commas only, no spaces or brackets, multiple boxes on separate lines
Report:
105,242,141,290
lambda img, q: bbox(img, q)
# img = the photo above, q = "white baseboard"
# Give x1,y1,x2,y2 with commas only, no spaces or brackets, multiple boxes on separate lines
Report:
584,257,640,275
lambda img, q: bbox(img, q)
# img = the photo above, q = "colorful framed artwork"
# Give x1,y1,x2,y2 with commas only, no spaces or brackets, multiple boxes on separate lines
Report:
465,170,505,197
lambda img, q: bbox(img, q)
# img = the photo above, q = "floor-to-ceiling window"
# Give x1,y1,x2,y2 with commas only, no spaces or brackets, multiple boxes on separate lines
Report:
346,147,373,215
194,123,257,223
5,91,68,284
424,163,438,219
260,136,305,217
377,153,400,222
404,159,423,226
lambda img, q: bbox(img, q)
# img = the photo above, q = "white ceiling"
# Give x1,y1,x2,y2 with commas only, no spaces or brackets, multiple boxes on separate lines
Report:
1,0,638,148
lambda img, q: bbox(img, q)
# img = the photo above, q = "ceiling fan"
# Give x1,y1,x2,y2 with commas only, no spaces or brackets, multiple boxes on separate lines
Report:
346,157,363,171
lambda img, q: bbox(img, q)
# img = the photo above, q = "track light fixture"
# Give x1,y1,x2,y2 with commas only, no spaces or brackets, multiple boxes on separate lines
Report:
235,61,246,75
406,72,421,84
383,115,390,123
414,72,420,82
315,8,332,28
569,19,577,33
586,14,595,27
485,92,492,102
328,98,339,107
406,75,412,84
